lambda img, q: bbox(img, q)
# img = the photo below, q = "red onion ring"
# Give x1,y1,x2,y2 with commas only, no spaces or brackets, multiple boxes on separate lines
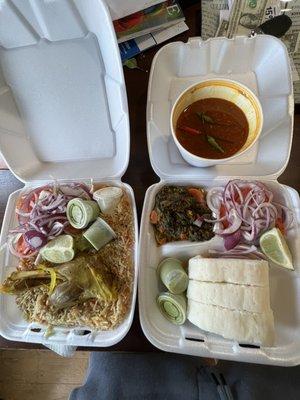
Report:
206,180,293,253
8,182,92,258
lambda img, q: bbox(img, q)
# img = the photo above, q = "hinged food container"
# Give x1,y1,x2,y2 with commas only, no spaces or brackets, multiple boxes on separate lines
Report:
138,35,300,366
0,0,138,347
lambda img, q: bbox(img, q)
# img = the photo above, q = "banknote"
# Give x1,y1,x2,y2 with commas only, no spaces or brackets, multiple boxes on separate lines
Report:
290,56,300,82
282,0,300,102
282,0,300,32
282,32,300,55
292,53,300,102
226,0,268,38
209,0,300,103
201,0,229,40
219,9,231,21
263,0,281,22
216,18,229,36
215,0,276,38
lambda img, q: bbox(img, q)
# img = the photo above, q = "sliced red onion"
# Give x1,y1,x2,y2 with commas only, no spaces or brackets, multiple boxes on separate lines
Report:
214,210,242,235
204,215,226,223
209,252,265,260
223,230,242,250
274,202,294,229
9,226,28,234
59,184,91,199
38,215,68,227
8,235,37,259
209,244,266,259
31,213,66,223
40,195,65,211
193,216,204,228
48,221,65,236
9,182,92,259
252,202,277,218
15,209,31,218
40,227,48,236
206,180,293,253
34,252,43,265
206,187,223,214
24,230,47,250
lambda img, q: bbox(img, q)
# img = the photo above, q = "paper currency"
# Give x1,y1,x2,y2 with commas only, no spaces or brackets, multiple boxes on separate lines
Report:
216,18,229,36
293,55,300,103
219,9,231,21
201,0,229,40
290,56,300,82
263,0,281,22
282,32,300,54
202,0,300,102
226,0,268,38
215,0,276,38
228,0,234,10
280,0,300,102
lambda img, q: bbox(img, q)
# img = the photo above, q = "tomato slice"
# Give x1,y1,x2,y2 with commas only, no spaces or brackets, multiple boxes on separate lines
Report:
17,186,49,213
150,210,158,224
233,186,251,204
15,235,35,256
219,203,229,228
188,188,205,204
275,217,285,235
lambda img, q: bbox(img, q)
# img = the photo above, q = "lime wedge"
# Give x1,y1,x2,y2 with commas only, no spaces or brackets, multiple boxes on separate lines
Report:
260,228,293,270
40,235,75,264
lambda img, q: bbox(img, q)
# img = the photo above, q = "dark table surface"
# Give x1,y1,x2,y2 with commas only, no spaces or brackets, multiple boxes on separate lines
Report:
0,3,299,351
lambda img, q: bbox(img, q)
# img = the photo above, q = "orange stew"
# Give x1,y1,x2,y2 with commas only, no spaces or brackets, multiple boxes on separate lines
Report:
176,98,249,159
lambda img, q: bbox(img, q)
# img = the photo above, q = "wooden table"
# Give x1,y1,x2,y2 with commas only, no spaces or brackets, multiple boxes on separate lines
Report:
0,3,299,351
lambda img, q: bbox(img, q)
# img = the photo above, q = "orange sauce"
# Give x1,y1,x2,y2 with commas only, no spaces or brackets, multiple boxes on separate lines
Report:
176,98,249,159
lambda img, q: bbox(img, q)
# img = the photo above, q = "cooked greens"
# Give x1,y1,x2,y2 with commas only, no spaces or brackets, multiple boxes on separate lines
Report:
150,186,214,245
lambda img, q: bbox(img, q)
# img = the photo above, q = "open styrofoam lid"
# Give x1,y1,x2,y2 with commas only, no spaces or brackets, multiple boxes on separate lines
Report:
0,0,129,183
147,35,294,180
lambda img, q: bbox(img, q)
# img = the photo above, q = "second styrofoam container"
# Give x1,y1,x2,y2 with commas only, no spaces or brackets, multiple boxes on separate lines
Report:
139,179,300,366
139,35,300,366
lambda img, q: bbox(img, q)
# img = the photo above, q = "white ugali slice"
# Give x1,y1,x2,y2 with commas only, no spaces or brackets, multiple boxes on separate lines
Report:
187,281,271,313
188,257,269,287
187,300,275,346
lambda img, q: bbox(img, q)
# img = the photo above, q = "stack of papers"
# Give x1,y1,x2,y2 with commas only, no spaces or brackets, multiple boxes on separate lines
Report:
113,1,189,61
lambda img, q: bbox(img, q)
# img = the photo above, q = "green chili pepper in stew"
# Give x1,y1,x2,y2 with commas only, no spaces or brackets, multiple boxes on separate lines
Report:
196,112,214,124
206,135,225,153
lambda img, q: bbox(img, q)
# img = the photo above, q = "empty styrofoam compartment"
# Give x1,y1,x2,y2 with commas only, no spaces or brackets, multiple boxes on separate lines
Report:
147,35,293,180
0,181,138,347
0,0,129,182
0,0,137,347
138,179,300,365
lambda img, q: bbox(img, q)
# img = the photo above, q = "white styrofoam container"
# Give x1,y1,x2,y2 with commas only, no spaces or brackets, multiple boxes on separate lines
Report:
139,36,300,366
0,0,138,347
